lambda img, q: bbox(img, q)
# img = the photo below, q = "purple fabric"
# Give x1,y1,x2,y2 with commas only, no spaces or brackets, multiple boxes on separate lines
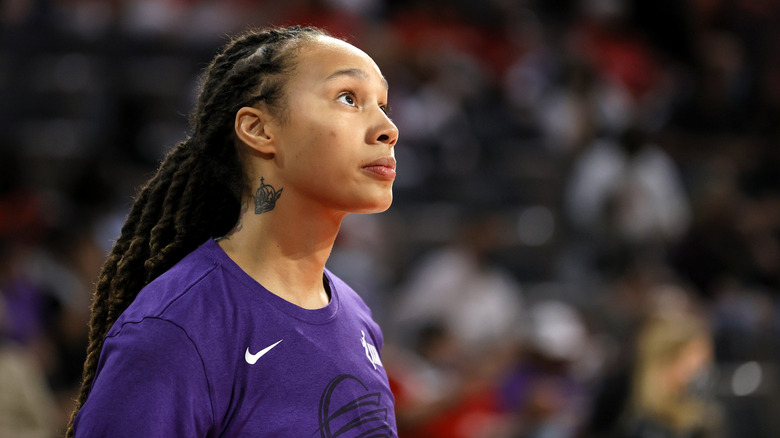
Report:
74,239,396,437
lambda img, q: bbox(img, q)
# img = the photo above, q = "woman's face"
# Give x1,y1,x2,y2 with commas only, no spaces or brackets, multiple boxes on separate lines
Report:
268,36,399,215
667,336,712,393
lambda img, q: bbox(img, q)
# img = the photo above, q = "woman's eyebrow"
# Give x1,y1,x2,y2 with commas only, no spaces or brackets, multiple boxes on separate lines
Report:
325,68,389,90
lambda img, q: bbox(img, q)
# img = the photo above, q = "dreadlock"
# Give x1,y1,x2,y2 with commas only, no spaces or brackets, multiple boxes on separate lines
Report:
67,25,328,436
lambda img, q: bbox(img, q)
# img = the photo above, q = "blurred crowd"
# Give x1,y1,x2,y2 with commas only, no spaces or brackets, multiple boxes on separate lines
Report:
1,0,779,436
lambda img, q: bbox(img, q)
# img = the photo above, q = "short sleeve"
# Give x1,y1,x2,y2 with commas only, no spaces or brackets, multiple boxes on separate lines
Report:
73,317,214,437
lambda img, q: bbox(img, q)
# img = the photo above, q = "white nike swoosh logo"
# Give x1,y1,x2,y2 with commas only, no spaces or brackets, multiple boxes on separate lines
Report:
245,339,283,365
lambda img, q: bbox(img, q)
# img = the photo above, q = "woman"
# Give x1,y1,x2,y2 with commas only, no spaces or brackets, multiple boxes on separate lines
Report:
68,25,399,437
623,314,721,438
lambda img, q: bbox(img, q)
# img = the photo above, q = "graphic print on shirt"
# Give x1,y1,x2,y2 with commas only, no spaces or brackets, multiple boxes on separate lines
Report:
361,330,383,370
316,374,392,438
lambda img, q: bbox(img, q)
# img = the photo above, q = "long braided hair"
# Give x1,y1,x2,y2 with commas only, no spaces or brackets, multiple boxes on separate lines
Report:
67,25,328,436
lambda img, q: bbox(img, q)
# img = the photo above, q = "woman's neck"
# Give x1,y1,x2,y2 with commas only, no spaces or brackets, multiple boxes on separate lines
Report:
217,196,344,309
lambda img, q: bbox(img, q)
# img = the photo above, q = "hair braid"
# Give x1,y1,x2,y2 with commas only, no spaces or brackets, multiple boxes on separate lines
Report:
69,187,150,432
102,146,192,321
67,26,330,436
147,147,198,259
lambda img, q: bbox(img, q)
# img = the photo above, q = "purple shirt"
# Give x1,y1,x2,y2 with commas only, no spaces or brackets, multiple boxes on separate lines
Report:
74,239,396,437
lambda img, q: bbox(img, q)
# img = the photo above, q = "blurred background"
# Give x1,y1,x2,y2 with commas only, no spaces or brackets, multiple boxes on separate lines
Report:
1,0,779,436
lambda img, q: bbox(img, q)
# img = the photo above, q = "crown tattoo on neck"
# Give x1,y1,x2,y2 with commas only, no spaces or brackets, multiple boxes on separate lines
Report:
254,177,283,214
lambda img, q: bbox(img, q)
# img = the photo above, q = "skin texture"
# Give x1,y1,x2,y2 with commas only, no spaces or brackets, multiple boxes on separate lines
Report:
219,36,398,310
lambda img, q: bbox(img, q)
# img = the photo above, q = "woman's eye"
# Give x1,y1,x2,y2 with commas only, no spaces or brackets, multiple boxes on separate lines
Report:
337,93,356,107
380,104,392,115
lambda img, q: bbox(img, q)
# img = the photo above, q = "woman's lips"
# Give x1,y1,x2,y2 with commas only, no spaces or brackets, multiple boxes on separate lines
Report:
362,157,396,180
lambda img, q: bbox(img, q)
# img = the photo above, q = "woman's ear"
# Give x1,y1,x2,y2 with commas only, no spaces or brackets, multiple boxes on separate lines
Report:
235,107,276,155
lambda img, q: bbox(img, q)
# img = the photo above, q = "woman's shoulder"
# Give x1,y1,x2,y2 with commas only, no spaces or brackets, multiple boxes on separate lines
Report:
110,240,233,333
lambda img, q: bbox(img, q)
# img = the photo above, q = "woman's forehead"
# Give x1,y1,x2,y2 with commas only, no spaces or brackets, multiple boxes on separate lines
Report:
293,36,385,86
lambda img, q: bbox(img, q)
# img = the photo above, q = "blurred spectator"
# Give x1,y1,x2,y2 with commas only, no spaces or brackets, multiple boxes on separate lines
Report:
0,242,57,438
565,125,691,271
0,339,57,438
620,313,722,438
388,320,515,438
388,209,524,437
584,262,708,438
393,210,525,352
500,300,592,438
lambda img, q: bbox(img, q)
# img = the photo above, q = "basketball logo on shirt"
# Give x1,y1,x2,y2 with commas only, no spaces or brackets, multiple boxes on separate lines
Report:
316,374,392,437
361,330,383,370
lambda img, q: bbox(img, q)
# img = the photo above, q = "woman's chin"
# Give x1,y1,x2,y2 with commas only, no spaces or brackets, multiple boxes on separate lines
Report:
351,194,393,214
